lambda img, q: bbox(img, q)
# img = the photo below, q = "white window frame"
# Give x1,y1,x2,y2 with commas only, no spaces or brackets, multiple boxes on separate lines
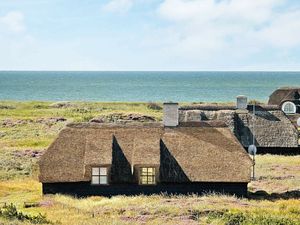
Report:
91,167,109,185
281,101,296,114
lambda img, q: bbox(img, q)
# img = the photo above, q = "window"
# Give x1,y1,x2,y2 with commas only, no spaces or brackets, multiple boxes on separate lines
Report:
91,167,108,185
282,101,296,114
139,167,156,185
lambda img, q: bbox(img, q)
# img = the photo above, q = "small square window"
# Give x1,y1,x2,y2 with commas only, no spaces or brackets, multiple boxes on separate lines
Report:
139,167,156,185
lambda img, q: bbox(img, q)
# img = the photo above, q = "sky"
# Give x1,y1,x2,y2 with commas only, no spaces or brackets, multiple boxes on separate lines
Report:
0,0,300,71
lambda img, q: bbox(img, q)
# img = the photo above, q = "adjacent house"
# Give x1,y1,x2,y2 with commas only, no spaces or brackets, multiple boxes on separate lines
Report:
39,103,252,197
268,87,300,111
180,89,300,154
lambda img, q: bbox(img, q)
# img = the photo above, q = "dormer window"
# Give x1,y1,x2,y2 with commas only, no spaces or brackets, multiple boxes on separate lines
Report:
282,101,296,114
91,167,108,185
139,167,156,185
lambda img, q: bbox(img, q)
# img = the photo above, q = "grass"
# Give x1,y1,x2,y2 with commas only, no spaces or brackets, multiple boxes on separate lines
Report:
0,101,162,150
249,155,300,193
0,101,300,224
0,179,299,224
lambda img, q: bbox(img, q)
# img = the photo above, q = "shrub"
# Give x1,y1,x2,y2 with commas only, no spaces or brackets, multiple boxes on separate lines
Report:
224,212,247,225
0,203,51,224
32,104,48,109
248,99,264,105
147,102,162,111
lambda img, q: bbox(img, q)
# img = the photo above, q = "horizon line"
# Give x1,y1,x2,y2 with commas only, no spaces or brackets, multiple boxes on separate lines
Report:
1,70,300,72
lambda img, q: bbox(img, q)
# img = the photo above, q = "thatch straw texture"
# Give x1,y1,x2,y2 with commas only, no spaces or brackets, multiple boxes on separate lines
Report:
39,122,252,183
268,87,300,105
236,110,299,147
179,106,298,148
162,127,251,182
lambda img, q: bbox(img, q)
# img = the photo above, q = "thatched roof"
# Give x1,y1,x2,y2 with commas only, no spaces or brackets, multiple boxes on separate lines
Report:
268,87,300,105
39,122,252,183
180,104,279,111
180,104,236,111
179,106,299,148
236,109,299,147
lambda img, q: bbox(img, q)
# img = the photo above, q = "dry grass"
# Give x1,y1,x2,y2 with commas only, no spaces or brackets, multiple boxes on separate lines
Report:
249,154,300,193
0,178,300,225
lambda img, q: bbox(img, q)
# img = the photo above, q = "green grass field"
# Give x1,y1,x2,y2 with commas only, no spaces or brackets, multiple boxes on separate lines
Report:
0,101,299,225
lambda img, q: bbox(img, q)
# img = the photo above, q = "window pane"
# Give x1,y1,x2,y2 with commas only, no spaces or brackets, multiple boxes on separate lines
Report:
141,176,147,184
148,168,155,175
92,167,100,176
100,176,108,184
284,104,291,112
92,176,99,184
100,167,107,176
151,176,155,184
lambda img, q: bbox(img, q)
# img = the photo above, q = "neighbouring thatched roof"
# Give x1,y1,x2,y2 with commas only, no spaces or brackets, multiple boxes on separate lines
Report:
236,109,299,147
180,104,279,111
180,104,236,111
39,122,252,183
179,106,299,148
268,87,300,105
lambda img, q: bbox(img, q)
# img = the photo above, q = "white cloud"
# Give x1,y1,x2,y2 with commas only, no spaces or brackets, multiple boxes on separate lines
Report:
153,0,300,66
158,0,283,24
258,10,300,48
102,0,134,13
0,11,26,33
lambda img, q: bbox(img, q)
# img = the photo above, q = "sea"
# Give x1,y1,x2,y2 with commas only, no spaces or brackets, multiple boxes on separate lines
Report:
1,71,300,102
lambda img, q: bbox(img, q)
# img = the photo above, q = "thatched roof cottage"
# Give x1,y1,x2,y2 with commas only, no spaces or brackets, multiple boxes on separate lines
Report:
39,103,252,197
180,88,300,154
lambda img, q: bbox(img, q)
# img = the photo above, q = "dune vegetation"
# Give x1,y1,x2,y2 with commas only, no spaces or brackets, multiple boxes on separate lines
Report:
0,101,300,225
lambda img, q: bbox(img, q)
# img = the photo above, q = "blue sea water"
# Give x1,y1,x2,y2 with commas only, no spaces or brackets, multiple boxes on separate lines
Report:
0,71,300,102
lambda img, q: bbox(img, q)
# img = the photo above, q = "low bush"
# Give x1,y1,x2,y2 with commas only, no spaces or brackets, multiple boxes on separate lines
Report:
0,203,51,224
147,102,162,111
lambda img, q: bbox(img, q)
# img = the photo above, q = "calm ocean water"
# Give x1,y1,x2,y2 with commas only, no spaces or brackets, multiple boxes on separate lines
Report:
0,71,300,102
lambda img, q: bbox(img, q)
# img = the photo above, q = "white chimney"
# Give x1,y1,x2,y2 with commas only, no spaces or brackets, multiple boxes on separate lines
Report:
236,95,248,110
163,102,179,127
